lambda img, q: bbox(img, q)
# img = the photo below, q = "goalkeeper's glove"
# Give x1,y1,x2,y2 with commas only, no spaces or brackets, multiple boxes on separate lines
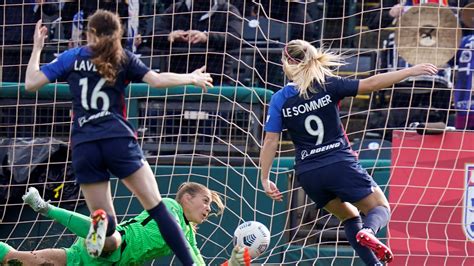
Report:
220,246,251,266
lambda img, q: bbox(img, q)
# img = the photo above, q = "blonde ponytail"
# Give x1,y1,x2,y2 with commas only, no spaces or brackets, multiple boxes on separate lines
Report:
282,40,343,99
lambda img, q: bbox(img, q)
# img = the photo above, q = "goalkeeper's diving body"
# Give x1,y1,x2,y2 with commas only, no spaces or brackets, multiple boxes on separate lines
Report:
0,182,250,266
259,39,439,265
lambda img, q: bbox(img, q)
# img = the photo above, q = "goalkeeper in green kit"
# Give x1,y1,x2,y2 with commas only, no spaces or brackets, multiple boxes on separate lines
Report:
0,182,250,266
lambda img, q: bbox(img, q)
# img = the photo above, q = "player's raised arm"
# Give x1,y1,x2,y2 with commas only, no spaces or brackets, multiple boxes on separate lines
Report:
358,63,438,94
25,20,50,92
142,65,214,92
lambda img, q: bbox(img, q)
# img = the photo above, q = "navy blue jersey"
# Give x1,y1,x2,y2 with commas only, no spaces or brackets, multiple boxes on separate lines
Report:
454,35,474,116
265,76,359,175
41,47,150,147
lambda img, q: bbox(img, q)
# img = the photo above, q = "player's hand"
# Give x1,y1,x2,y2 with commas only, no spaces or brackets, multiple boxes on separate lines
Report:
188,30,208,44
262,179,283,201
389,4,403,18
134,34,142,47
33,20,48,50
168,30,188,43
409,63,438,76
191,66,213,91
228,246,251,266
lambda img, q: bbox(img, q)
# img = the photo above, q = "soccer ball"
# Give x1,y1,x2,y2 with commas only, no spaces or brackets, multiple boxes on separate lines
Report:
233,221,270,258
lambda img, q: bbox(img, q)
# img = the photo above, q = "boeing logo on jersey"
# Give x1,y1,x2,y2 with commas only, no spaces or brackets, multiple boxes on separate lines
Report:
282,94,332,118
74,60,97,72
463,164,474,241
78,110,111,127
301,141,341,160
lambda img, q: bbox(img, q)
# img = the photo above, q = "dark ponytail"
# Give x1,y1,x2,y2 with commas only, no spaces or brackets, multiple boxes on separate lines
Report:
87,10,125,84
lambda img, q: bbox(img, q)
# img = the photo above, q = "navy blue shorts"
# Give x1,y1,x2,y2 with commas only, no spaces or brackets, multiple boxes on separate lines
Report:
72,137,145,184
297,160,378,209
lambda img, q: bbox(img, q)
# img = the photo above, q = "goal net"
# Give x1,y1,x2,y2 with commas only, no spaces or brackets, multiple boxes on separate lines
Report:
1,0,474,265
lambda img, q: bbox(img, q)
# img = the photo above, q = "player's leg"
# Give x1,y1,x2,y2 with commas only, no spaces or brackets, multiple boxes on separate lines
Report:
104,137,194,265
297,166,382,265
331,160,393,263
72,141,121,256
351,186,393,262
80,182,116,221
352,186,391,235
1,242,66,265
80,182,121,255
117,160,161,209
121,162,195,266
23,186,122,256
324,198,382,266
23,187,90,238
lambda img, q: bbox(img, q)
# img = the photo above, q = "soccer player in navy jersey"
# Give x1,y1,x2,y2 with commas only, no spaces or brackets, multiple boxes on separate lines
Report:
260,39,438,265
25,10,213,265
454,34,474,129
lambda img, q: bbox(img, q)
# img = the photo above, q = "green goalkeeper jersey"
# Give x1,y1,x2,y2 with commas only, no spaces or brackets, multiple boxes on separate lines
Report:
65,198,205,266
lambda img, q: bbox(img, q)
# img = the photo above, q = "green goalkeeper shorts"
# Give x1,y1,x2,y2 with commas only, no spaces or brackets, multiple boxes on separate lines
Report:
65,238,121,266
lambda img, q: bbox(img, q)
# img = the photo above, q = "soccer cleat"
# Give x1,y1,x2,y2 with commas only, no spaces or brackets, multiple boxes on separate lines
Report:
356,228,394,263
22,187,50,214
85,209,108,258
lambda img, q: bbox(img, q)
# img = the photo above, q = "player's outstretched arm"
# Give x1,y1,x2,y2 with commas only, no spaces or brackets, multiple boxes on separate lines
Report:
25,20,51,92
0,241,67,265
142,65,214,92
358,63,438,94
